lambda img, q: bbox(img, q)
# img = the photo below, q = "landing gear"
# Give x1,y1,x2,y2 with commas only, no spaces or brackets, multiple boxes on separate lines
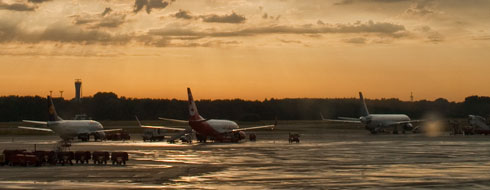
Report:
370,129,377,134
196,134,207,143
78,133,89,142
393,127,399,134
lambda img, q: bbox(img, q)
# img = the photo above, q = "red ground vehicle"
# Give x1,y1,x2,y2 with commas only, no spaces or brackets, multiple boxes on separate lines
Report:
92,151,109,165
111,152,128,165
23,153,41,166
57,151,74,166
3,149,26,166
289,133,300,143
4,150,41,166
75,151,91,164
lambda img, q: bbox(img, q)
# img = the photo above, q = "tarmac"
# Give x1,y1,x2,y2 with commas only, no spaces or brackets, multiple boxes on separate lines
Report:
1,122,490,189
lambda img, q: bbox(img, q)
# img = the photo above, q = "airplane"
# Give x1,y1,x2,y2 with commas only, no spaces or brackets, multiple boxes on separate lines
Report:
136,88,276,143
467,115,490,135
321,92,423,134
18,96,120,141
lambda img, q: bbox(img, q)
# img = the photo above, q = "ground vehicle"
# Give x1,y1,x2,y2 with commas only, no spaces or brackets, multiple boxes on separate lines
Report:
249,133,257,141
289,133,300,143
142,128,165,142
92,151,109,165
3,150,41,166
105,130,131,141
0,154,4,166
57,151,74,166
75,151,91,164
111,152,128,165
3,150,26,165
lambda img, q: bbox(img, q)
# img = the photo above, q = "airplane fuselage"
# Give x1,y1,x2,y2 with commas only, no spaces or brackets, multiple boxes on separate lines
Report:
189,119,241,141
364,114,411,130
47,120,104,140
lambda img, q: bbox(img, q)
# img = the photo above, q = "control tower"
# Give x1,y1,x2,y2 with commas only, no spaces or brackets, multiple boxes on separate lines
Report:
75,79,82,102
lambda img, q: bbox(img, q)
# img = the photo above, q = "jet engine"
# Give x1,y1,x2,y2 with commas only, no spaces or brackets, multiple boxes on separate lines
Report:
231,131,246,142
403,123,414,131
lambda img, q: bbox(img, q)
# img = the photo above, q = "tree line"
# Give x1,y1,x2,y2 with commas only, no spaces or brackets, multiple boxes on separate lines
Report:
0,92,489,122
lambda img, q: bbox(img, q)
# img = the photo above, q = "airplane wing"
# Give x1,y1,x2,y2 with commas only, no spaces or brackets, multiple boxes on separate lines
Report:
338,117,360,121
96,129,123,133
320,113,361,123
158,117,189,124
136,116,186,131
18,126,54,132
140,125,187,131
22,120,48,125
232,124,275,132
322,119,362,123
385,120,425,126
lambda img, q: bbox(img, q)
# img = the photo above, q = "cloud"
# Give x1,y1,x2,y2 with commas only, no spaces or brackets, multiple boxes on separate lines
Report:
134,0,173,14
94,15,126,28
102,7,112,16
0,1,36,11
148,21,407,38
0,18,131,45
278,39,302,44
201,12,246,24
71,9,127,29
171,10,247,24
262,13,280,21
27,0,51,3
343,37,367,44
173,9,193,19
473,35,490,41
334,0,410,5
404,0,438,17
415,26,444,43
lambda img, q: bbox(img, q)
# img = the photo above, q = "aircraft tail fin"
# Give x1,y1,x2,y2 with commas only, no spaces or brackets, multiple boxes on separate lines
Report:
187,88,204,121
359,92,370,116
48,96,62,121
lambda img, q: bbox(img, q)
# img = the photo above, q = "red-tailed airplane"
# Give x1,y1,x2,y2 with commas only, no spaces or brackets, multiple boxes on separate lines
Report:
136,88,276,143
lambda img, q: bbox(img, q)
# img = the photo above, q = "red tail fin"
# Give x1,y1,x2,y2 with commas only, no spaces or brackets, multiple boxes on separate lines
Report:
187,88,204,121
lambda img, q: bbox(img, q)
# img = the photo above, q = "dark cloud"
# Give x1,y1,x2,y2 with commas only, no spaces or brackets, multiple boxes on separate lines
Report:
0,1,36,11
262,13,280,20
27,0,51,3
201,12,246,24
102,7,112,16
172,10,247,24
173,9,193,19
134,0,172,14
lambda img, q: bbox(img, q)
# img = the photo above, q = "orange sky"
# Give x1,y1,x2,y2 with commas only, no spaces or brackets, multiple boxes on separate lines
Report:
1,0,489,101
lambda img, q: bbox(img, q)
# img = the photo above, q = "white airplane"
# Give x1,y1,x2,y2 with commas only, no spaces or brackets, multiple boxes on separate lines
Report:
136,88,276,143
322,92,423,134
18,96,120,141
